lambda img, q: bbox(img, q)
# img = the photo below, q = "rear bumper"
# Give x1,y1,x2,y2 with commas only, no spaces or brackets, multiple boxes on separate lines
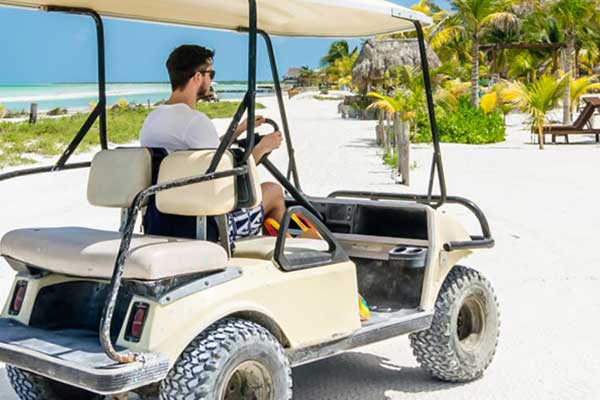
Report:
0,319,170,395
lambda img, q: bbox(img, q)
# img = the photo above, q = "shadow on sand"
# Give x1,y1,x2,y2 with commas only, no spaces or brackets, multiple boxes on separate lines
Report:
342,138,378,149
293,351,466,400
1,352,467,400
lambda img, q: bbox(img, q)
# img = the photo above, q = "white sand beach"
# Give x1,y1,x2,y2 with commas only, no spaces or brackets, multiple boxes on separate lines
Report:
1,94,599,399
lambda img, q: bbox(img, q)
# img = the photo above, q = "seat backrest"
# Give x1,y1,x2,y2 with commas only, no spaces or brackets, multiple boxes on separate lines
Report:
87,148,152,208
156,149,241,216
573,102,595,129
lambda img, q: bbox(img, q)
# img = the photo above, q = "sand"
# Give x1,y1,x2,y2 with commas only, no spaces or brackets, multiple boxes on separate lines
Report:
0,94,599,399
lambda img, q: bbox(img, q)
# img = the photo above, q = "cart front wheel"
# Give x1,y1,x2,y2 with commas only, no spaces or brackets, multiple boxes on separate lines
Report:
409,265,500,382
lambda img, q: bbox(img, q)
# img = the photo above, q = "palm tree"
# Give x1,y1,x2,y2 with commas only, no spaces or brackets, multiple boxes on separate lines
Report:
505,73,570,149
298,66,319,87
569,75,600,111
578,47,600,76
432,0,517,107
549,0,597,123
367,92,414,120
326,49,359,88
320,41,353,67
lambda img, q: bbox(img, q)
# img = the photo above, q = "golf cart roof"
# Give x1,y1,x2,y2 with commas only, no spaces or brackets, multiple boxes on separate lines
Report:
0,0,432,37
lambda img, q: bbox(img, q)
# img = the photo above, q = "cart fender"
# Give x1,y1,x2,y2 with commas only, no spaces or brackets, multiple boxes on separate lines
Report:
422,211,472,310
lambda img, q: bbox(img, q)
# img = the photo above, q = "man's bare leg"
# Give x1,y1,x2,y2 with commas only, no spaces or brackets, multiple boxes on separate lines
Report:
261,182,286,223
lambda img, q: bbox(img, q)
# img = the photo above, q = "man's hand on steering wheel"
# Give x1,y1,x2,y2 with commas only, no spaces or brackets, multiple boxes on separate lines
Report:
253,130,282,163
235,115,267,137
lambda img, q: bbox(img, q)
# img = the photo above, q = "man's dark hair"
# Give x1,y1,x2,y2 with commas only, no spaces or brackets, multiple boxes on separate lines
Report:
166,45,215,91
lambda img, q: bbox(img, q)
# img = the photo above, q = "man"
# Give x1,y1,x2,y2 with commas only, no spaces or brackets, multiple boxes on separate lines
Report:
140,44,286,242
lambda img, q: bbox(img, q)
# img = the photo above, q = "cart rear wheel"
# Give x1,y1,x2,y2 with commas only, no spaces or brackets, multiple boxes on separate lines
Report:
159,318,292,400
6,366,103,400
409,265,500,382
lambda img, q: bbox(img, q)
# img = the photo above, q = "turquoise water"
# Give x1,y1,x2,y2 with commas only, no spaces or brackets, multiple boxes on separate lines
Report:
0,82,265,112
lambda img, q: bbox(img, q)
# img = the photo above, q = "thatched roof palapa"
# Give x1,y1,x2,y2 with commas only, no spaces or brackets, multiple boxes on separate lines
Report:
352,39,441,91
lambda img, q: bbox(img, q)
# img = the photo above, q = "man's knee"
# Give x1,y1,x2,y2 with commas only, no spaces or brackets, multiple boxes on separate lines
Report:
260,182,285,221
261,182,284,201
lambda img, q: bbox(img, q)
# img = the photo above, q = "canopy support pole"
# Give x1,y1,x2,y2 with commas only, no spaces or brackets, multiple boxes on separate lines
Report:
206,0,257,172
46,6,108,168
258,30,302,190
413,20,447,208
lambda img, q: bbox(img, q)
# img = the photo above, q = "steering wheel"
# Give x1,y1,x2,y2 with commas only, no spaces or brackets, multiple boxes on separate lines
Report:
234,118,324,220
235,118,280,164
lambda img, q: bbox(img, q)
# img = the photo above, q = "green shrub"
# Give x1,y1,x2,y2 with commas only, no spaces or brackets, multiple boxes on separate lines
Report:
0,104,5,119
414,97,505,144
47,107,68,116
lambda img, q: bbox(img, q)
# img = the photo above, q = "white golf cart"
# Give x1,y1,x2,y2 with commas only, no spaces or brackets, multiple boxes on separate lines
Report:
0,1,499,399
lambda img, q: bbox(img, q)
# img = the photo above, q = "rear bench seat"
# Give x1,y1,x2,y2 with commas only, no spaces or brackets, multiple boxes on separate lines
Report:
1,227,226,280
0,148,233,281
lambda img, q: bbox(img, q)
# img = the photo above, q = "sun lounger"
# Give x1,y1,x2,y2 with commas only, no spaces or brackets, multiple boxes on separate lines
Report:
537,96,600,144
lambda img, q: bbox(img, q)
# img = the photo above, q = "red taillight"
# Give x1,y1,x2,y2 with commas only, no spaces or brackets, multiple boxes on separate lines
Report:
9,281,27,316
125,302,149,342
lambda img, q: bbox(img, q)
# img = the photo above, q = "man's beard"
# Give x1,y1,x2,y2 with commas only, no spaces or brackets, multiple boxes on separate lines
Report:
196,84,211,102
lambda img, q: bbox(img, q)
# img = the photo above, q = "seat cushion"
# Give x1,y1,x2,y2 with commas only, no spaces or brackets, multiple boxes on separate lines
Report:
1,227,227,281
233,236,329,260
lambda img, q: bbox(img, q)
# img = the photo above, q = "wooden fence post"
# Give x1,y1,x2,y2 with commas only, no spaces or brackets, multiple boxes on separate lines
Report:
385,111,391,154
375,109,384,146
399,119,411,186
28,103,38,124
394,112,401,173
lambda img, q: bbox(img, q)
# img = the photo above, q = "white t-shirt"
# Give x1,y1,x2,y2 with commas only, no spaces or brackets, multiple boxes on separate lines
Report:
140,103,220,150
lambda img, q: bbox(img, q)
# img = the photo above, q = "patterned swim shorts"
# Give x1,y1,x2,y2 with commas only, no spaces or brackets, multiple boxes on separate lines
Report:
227,204,264,244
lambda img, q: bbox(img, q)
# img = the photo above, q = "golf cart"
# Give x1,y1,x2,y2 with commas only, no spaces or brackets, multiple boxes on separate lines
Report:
0,1,500,399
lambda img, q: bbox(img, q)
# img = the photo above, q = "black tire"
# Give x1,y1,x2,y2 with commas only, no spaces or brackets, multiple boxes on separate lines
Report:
6,366,104,400
159,318,292,400
409,265,500,382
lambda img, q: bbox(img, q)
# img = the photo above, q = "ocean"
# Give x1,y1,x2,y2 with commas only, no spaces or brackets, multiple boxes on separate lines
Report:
0,82,272,112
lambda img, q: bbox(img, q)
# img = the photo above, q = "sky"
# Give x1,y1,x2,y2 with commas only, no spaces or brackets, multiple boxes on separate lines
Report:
0,1,449,85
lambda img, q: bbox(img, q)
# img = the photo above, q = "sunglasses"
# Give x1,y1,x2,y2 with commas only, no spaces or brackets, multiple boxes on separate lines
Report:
196,69,216,80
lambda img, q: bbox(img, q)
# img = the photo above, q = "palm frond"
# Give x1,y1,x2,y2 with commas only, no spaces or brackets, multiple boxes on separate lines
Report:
570,75,600,109
481,12,519,30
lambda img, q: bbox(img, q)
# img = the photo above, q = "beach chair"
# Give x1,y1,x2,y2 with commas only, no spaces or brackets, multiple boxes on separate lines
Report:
538,96,600,144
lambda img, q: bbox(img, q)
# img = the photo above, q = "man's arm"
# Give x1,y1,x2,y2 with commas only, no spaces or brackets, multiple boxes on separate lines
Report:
220,115,266,145
251,131,283,164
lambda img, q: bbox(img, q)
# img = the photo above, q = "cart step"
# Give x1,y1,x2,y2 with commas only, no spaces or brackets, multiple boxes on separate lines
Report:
288,310,432,366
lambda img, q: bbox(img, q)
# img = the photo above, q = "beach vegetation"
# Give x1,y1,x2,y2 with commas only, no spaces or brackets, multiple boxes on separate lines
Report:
504,73,570,149
549,0,599,123
0,104,5,119
432,0,518,107
1,109,28,119
569,75,600,112
47,107,68,116
0,101,265,168
116,98,129,111
313,95,345,101
298,66,320,87
414,96,506,144
480,92,498,113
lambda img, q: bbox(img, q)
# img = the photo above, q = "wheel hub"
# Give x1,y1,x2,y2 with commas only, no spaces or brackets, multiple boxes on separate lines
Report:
456,295,486,352
223,361,273,400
